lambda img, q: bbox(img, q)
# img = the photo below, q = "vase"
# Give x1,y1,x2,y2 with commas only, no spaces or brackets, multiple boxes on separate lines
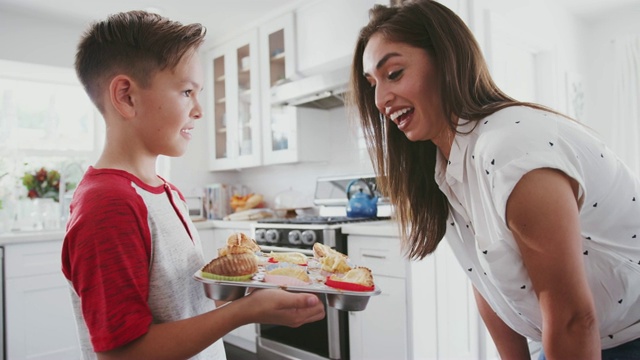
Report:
15,198,60,231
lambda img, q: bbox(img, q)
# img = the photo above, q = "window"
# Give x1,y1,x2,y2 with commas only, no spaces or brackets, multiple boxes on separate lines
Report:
0,59,104,202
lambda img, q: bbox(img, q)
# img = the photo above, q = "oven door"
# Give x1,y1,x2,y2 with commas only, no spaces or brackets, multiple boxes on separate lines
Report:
257,298,348,360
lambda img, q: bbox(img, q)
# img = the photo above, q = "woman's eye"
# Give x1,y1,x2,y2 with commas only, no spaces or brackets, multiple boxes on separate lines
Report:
388,69,403,80
183,90,192,97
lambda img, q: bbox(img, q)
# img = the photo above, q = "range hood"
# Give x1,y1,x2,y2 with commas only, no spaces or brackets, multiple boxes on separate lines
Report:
270,66,350,110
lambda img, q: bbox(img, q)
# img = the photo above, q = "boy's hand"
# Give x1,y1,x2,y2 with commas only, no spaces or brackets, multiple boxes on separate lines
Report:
243,289,325,327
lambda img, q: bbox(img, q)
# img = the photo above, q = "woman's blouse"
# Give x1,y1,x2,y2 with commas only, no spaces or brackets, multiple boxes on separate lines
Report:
435,106,640,348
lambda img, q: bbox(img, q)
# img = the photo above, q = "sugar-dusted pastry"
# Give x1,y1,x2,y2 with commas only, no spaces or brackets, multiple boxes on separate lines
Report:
201,252,258,281
313,243,351,274
268,251,309,265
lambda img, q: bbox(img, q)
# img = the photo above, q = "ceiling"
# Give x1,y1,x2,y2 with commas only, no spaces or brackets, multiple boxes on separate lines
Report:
0,0,300,42
555,0,640,19
0,0,638,38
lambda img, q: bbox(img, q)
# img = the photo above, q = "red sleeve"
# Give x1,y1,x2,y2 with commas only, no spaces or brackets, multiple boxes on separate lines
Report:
62,174,153,352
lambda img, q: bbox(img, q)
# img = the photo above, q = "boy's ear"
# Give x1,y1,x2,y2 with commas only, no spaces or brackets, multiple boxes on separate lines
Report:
109,75,136,118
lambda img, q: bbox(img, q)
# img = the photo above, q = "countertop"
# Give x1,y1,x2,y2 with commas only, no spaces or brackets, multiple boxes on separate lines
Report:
341,220,399,237
0,220,256,246
0,219,398,246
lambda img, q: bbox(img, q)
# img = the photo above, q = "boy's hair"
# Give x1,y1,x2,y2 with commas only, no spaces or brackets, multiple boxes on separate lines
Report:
75,10,206,112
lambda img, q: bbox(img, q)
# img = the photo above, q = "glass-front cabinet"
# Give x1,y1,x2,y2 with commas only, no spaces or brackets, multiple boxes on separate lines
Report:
259,13,299,165
206,31,261,170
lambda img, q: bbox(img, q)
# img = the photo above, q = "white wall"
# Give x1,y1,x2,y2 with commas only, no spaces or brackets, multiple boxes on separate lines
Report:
585,4,640,144
0,8,85,68
2,1,638,208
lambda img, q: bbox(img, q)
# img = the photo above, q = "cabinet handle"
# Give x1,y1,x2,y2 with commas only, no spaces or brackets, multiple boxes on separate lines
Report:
362,253,386,259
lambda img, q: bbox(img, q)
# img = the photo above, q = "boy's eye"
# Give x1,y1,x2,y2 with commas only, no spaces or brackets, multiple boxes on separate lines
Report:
388,69,403,80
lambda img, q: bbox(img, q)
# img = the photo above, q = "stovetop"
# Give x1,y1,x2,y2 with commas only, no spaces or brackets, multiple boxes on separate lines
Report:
257,215,390,226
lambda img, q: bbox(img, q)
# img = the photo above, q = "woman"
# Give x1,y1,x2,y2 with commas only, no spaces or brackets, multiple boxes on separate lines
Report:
348,1,640,358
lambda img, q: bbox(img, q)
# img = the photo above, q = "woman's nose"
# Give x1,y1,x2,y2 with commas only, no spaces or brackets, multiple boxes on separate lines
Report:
374,84,392,114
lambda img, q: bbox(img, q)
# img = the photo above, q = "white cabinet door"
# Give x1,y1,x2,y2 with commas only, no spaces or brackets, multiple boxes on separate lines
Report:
5,241,81,360
349,275,408,360
206,31,262,170
348,235,408,359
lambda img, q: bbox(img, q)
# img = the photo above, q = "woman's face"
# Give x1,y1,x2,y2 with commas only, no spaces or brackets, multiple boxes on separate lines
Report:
362,33,449,144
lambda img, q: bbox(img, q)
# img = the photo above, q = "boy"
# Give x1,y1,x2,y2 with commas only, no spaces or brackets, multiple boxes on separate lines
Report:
62,10,324,359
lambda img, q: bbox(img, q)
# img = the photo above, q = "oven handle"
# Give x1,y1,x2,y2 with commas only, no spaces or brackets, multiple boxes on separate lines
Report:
259,245,314,256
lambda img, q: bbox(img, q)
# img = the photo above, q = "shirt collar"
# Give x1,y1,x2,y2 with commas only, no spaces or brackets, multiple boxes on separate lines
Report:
436,119,475,185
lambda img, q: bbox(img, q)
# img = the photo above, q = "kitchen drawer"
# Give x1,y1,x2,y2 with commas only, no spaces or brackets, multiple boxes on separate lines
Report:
347,235,406,278
4,240,63,279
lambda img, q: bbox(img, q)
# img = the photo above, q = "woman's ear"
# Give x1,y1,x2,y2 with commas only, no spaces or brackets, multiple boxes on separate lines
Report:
109,75,136,118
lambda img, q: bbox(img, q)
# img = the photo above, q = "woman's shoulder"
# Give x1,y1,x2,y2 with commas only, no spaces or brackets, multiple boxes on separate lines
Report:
472,106,562,157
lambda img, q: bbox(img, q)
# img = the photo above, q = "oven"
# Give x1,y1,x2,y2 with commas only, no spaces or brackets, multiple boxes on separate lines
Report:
251,174,390,360
252,217,380,360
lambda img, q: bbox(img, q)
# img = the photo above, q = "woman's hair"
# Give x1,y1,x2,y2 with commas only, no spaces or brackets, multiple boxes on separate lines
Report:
75,10,207,112
348,0,551,260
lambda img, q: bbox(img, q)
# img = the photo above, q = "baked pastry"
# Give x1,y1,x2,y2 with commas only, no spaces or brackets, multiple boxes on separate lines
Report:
265,267,311,283
326,267,375,291
329,267,374,287
313,243,351,274
217,232,261,256
201,252,258,280
269,251,308,265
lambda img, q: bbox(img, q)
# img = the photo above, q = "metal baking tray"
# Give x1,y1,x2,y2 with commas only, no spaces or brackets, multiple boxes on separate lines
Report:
193,270,381,311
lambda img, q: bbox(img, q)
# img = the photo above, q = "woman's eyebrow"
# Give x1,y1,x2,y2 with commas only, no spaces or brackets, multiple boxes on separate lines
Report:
363,52,402,77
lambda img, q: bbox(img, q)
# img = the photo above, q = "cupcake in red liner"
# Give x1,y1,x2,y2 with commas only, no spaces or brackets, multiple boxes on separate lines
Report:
325,267,375,292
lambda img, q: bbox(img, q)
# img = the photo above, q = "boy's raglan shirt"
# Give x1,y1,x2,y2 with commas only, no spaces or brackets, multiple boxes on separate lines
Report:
61,167,224,359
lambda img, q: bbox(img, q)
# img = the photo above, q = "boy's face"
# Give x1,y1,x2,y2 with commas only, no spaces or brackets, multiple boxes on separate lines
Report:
133,50,204,158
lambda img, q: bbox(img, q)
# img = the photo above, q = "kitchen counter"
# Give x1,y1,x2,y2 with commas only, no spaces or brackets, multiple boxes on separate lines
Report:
341,220,399,237
0,230,65,245
0,219,257,246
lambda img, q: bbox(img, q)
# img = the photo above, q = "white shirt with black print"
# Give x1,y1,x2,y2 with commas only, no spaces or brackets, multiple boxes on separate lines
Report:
435,106,640,348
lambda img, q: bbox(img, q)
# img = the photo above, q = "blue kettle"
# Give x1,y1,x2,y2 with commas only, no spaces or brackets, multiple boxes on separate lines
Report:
346,179,379,218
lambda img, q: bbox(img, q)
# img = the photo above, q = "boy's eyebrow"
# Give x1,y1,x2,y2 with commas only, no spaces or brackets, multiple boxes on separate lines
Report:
363,52,402,77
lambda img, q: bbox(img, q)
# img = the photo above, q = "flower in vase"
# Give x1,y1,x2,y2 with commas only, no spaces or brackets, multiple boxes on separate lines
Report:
22,167,61,202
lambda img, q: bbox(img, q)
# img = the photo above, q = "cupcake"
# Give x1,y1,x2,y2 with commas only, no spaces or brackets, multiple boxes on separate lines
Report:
201,252,258,281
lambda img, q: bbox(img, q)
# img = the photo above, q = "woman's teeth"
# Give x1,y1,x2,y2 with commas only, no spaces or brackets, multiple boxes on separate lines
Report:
389,108,413,121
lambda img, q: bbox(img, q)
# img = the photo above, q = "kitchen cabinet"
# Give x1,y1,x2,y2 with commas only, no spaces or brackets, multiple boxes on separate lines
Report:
205,31,262,171
347,234,409,359
4,240,81,360
198,225,258,353
259,12,299,165
347,232,495,359
295,0,385,76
